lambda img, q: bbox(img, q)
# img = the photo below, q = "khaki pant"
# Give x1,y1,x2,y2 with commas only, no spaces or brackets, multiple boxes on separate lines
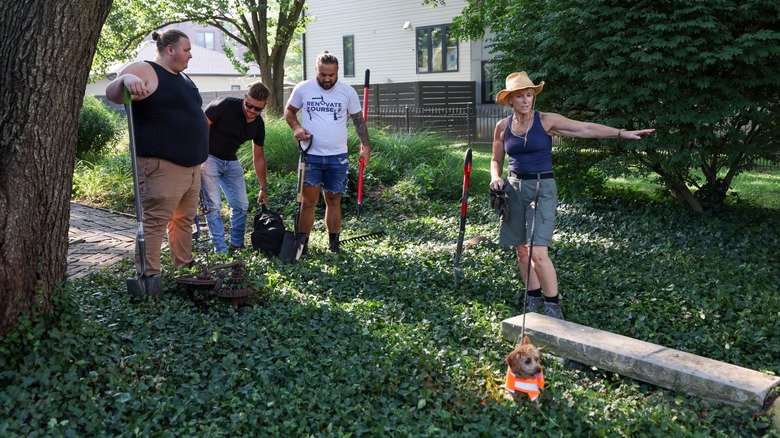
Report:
135,157,201,276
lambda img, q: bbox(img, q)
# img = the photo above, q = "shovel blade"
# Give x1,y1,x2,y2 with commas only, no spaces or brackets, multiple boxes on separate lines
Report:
280,231,304,263
127,277,147,299
126,274,163,299
146,274,163,298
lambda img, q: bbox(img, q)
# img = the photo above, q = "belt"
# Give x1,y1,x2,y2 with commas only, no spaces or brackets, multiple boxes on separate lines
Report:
509,171,554,180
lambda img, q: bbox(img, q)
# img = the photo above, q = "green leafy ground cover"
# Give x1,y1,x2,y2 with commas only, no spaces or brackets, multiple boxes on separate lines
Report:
5,135,779,436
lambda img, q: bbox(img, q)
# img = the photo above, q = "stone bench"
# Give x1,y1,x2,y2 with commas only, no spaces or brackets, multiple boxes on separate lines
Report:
502,313,779,415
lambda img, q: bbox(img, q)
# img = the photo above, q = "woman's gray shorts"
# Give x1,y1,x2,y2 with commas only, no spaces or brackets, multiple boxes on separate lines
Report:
498,176,558,247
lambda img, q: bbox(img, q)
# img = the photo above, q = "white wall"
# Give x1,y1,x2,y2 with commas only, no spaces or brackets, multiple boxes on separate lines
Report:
304,0,483,86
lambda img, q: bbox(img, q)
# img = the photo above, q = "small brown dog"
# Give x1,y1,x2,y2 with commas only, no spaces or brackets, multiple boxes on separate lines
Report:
505,336,545,402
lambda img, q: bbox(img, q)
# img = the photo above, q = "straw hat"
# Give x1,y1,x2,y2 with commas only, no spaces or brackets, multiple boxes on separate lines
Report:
495,71,544,105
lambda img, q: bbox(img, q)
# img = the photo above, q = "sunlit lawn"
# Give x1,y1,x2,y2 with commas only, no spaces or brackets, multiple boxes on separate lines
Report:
607,170,780,210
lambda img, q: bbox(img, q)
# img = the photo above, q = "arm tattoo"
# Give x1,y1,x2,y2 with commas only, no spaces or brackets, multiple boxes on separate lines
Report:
351,113,370,145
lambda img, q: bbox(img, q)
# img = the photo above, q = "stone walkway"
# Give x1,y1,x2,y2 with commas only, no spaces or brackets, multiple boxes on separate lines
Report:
67,202,139,279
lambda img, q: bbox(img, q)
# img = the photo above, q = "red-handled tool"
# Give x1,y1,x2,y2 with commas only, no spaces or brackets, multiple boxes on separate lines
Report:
454,148,473,288
356,69,369,219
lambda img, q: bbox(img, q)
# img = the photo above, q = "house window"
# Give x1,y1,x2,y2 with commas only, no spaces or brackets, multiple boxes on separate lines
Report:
416,24,458,73
481,62,496,104
343,35,355,77
196,32,215,50
231,85,241,91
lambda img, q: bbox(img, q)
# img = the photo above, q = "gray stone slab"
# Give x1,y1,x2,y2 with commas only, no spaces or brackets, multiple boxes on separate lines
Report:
502,313,780,411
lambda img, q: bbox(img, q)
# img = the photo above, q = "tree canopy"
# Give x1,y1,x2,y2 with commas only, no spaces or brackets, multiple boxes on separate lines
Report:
449,0,780,212
94,0,309,115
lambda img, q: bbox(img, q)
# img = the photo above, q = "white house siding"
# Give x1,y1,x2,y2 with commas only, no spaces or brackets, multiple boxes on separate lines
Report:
303,0,485,87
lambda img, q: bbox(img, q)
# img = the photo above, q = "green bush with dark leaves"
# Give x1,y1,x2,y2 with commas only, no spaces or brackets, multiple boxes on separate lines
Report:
77,95,124,161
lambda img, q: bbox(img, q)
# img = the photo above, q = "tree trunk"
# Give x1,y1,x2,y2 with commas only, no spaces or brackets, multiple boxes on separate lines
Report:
256,0,306,116
669,184,704,213
0,0,112,334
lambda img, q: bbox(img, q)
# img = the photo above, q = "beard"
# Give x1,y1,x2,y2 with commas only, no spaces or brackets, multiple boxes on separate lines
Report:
316,76,336,90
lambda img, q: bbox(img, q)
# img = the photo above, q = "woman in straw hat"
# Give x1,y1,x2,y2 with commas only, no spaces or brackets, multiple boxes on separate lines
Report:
490,71,654,319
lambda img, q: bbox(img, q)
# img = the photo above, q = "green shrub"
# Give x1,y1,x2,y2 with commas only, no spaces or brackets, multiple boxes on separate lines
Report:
236,121,459,211
238,117,302,174
552,139,609,199
77,95,123,160
72,153,134,212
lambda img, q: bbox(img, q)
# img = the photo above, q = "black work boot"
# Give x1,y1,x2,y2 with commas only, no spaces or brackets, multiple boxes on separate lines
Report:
328,232,340,253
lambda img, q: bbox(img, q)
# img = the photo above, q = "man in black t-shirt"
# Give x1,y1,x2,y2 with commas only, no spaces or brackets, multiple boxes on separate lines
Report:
201,82,270,253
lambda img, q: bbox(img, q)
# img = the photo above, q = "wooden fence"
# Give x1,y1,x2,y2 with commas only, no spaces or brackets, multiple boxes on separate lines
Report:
354,81,476,109
365,104,510,145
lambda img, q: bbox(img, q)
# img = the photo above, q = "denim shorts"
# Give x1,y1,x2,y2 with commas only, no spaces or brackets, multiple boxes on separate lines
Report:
303,153,349,194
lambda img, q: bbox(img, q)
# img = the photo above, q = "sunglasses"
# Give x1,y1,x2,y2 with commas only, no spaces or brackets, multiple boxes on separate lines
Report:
244,98,265,112
244,101,265,112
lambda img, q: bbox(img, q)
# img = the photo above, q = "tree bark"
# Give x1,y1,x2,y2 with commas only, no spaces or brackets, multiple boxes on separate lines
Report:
250,0,306,116
669,184,704,213
0,0,112,334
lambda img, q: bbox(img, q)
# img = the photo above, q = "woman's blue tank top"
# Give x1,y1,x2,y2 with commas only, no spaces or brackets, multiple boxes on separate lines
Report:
503,111,553,174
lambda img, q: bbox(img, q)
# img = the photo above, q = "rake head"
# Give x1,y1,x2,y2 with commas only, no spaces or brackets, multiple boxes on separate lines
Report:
338,231,385,246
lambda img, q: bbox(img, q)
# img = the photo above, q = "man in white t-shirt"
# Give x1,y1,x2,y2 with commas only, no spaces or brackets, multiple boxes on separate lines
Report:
284,51,371,254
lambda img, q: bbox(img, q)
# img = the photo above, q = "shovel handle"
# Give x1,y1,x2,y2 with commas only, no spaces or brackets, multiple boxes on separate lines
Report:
362,69,370,122
357,69,370,219
296,138,312,203
123,86,150,278
298,136,313,155
454,148,472,287
357,157,365,203
460,148,473,217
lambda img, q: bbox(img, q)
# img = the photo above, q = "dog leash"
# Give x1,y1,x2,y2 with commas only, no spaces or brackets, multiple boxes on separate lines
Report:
518,176,542,343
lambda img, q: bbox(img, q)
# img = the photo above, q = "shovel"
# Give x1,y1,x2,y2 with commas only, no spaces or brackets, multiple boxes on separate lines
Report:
356,69,369,219
124,87,162,299
280,138,313,263
454,147,472,288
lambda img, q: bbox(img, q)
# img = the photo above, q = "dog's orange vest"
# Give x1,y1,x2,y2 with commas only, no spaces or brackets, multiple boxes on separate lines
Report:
505,368,545,401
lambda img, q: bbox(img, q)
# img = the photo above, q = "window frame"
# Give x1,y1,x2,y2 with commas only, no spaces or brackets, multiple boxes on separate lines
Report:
481,61,496,104
196,31,215,50
415,24,458,74
343,35,355,77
